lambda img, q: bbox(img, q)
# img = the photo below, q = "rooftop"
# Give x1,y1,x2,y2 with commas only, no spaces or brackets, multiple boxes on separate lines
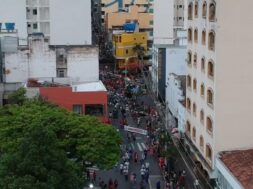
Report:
220,149,253,189
72,81,107,92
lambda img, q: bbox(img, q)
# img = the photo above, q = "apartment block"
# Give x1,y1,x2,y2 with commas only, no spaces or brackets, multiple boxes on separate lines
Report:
185,0,253,183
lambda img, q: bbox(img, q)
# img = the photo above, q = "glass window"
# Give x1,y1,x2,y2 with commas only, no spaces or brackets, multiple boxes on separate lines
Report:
85,104,104,116
73,104,83,114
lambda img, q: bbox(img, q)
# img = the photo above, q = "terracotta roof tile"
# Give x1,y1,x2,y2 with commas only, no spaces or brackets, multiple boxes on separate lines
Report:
220,149,253,189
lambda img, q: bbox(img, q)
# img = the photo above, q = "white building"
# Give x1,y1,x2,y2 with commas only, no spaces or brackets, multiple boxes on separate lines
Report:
0,0,92,45
49,0,92,45
3,34,98,84
185,0,253,185
0,0,27,45
166,73,186,133
152,0,187,100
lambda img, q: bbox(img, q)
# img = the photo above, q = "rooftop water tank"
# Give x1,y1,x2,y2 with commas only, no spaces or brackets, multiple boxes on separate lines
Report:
5,22,15,31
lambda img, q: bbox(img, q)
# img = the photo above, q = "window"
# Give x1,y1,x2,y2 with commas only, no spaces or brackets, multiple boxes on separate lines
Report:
149,20,153,25
193,79,197,91
187,51,192,66
202,1,207,18
119,36,122,43
206,116,213,134
207,88,214,105
33,9,37,15
200,136,204,150
85,104,104,116
194,28,198,43
188,3,193,20
193,53,197,67
202,30,206,45
57,68,67,78
33,23,38,29
126,49,129,54
201,57,205,72
200,83,205,97
149,8,154,13
192,127,196,141
73,104,83,114
200,109,204,123
186,98,191,111
208,31,215,51
206,144,213,161
186,121,191,135
193,103,197,115
208,60,214,78
188,28,192,42
194,1,198,18
27,23,31,28
187,75,192,88
209,2,216,21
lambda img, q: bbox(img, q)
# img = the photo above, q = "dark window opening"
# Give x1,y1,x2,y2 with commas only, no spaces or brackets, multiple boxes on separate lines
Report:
33,9,37,15
85,104,104,116
73,104,83,114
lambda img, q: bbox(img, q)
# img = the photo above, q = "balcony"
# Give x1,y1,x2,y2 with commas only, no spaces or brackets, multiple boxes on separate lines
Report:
184,134,212,170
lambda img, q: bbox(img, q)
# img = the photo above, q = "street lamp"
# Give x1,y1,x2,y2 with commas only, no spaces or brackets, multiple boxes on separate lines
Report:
89,183,94,188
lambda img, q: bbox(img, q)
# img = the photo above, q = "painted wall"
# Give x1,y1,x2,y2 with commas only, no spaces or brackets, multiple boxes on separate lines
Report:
215,0,253,152
67,47,99,83
0,0,27,44
49,0,92,45
39,87,108,122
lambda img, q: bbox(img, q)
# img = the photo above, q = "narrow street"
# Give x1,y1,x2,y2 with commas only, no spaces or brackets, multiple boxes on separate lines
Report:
91,69,198,189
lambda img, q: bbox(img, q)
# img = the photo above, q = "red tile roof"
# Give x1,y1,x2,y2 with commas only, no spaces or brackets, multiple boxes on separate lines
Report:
220,149,253,189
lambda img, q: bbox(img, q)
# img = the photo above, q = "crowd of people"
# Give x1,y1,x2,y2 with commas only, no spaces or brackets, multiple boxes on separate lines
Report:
98,68,188,189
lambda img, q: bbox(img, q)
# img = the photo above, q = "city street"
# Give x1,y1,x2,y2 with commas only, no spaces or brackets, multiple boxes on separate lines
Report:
92,70,199,189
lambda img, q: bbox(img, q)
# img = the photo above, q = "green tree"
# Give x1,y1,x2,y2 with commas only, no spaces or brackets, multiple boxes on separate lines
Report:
0,100,121,188
8,87,27,105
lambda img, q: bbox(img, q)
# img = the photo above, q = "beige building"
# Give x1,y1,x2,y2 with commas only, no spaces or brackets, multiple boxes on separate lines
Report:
185,0,253,181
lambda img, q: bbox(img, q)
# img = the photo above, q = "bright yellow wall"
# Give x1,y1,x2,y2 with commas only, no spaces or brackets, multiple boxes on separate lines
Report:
113,32,147,58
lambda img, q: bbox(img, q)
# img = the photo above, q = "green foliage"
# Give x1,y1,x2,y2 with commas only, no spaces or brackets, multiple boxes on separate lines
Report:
8,87,27,105
0,100,121,188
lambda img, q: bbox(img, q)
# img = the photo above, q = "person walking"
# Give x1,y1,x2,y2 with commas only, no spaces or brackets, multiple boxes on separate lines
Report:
92,170,96,183
114,179,118,189
156,180,161,189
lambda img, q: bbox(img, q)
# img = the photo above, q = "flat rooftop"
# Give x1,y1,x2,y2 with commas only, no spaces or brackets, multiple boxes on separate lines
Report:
220,149,253,189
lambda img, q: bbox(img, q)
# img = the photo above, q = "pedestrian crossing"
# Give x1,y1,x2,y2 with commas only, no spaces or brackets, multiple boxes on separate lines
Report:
130,142,147,152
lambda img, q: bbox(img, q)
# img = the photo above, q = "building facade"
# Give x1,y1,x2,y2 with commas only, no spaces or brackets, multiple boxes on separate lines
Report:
0,0,92,45
152,0,187,101
185,0,253,184
113,32,148,70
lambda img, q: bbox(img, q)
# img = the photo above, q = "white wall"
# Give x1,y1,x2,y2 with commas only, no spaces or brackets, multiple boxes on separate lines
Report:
166,46,187,76
50,0,92,45
67,47,99,83
153,0,174,45
0,0,27,44
4,51,29,83
4,38,56,83
28,39,56,78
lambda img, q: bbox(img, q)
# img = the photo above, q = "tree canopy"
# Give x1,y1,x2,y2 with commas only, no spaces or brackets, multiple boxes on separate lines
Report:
0,99,121,188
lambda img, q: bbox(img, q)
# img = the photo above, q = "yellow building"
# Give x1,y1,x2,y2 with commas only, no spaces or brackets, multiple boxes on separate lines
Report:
113,32,147,70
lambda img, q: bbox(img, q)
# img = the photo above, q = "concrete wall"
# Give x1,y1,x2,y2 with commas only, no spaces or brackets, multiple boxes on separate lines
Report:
215,0,253,152
50,0,92,45
29,39,56,79
5,39,56,83
166,46,187,76
67,47,99,83
0,0,27,44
